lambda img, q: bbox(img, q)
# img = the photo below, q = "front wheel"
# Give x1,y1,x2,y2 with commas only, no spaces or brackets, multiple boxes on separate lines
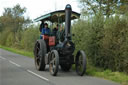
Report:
75,50,86,76
49,50,59,76
34,39,47,71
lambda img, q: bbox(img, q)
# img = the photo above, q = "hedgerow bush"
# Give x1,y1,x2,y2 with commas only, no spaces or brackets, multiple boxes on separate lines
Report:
72,13,128,73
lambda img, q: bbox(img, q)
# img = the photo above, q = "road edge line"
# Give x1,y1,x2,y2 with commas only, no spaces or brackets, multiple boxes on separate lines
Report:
27,70,49,81
9,60,21,67
0,56,6,60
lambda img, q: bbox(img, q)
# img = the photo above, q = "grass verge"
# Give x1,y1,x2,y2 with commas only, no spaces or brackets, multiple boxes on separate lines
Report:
72,64,128,85
0,45,128,85
0,45,34,58
86,65,128,85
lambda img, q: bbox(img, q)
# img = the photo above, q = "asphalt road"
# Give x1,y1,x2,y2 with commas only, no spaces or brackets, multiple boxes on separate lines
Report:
0,48,120,85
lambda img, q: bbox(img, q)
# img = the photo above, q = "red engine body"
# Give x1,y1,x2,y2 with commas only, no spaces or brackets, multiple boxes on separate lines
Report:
49,36,55,46
42,35,55,46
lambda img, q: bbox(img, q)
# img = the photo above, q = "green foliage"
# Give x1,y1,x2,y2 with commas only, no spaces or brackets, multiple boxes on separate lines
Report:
79,0,119,17
0,29,10,45
20,25,40,51
72,13,128,73
79,0,128,17
100,15,128,72
0,4,31,46
0,4,39,52
72,13,104,64
6,32,15,46
119,0,128,14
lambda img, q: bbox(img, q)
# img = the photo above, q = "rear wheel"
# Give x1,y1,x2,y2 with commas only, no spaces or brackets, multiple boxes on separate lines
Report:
75,50,86,76
34,39,47,71
49,50,59,76
60,64,72,72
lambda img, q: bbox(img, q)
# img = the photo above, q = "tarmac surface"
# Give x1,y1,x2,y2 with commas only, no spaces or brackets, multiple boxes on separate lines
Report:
0,48,120,85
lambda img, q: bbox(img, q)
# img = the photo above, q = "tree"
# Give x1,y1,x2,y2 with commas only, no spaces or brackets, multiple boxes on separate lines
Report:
79,0,125,17
119,0,128,14
0,4,31,45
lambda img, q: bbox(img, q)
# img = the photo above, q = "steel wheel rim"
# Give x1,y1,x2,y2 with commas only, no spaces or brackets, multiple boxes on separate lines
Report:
50,52,56,74
76,51,86,76
77,54,84,73
35,42,41,66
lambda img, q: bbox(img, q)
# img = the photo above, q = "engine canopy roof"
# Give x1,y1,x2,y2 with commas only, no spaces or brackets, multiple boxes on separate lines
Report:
34,10,80,23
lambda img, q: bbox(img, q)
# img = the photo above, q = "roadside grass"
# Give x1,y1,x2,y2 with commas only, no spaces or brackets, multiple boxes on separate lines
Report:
72,64,128,85
0,45,34,58
86,65,128,85
0,45,128,85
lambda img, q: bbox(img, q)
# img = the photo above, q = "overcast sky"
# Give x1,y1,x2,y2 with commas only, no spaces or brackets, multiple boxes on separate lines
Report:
0,0,80,20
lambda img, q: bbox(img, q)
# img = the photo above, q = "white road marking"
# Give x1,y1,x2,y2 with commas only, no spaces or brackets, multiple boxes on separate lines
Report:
9,60,21,67
27,70,49,81
0,56,6,60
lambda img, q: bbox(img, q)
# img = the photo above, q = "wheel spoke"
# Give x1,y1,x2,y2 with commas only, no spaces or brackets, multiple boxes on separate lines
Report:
35,44,41,66
38,51,41,57
49,50,59,76
79,60,83,65
50,58,56,64
36,46,40,50
36,56,40,60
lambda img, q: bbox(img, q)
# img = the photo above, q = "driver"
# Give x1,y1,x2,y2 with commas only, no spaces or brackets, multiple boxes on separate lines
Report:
42,23,51,35
40,23,51,39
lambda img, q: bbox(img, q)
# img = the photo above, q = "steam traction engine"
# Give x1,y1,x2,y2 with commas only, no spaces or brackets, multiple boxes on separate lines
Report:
34,4,86,76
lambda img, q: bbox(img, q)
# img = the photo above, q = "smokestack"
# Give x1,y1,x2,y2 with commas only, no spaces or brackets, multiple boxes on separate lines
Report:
65,4,72,39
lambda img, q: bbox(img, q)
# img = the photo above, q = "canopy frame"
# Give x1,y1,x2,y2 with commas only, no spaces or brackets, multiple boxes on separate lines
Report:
34,10,80,23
